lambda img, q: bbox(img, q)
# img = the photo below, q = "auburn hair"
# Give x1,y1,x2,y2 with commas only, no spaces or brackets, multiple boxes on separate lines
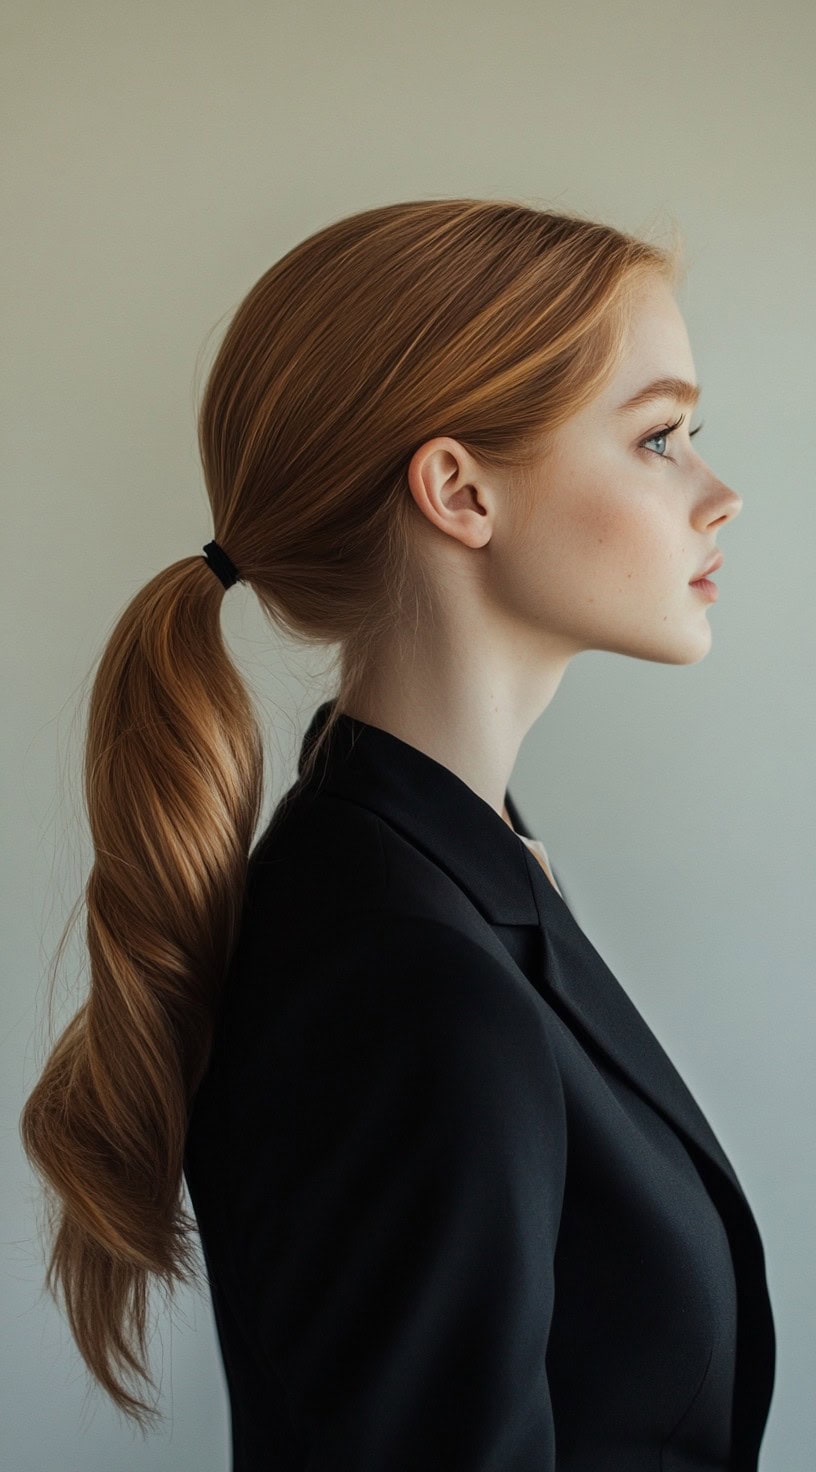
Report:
19,196,683,1430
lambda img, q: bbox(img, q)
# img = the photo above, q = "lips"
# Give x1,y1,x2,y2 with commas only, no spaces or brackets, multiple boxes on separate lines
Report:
690,551,724,582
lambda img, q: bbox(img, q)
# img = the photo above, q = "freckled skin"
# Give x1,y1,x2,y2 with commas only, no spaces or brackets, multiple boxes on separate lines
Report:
338,275,743,821
488,275,743,667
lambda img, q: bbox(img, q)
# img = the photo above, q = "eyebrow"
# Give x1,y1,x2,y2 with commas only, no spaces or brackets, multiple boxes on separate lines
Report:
616,376,702,415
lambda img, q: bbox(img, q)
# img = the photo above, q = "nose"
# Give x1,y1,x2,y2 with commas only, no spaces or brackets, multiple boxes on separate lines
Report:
710,475,743,523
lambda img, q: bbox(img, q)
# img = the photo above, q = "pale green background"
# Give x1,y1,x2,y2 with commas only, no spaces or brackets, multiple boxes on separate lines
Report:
3,1,813,1468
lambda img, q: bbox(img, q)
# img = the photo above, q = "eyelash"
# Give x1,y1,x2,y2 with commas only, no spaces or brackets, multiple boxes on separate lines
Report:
639,413,705,460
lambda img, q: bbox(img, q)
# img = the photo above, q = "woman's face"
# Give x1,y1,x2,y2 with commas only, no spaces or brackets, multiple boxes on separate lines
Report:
496,274,743,667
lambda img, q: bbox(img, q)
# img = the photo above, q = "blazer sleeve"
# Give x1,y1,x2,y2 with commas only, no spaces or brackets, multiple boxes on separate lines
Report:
239,912,568,1471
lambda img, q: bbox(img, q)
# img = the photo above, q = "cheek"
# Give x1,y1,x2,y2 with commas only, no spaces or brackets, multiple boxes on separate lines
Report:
497,495,619,619
561,459,677,575
533,470,641,581
502,466,673,620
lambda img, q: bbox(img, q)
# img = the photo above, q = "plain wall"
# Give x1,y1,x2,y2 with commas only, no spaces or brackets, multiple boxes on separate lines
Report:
3,1,814,1467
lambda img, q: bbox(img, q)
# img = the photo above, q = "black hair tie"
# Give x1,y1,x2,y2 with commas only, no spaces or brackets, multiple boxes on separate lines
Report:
202,540,240,590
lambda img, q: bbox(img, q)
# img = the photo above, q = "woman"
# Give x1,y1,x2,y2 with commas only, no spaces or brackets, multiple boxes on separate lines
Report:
20,198,775,1469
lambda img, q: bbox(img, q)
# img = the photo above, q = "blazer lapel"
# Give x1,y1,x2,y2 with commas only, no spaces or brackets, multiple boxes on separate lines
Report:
519,841,775,1470
521,847,748,1205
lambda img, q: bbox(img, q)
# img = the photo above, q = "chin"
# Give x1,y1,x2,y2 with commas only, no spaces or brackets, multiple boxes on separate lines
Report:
636,629,714,666
590,623,714,665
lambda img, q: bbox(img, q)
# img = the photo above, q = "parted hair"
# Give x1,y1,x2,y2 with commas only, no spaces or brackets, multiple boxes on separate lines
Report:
19,195,683,1429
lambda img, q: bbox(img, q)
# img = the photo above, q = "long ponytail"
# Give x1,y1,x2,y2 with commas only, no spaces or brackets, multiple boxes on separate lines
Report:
20,556,263,1427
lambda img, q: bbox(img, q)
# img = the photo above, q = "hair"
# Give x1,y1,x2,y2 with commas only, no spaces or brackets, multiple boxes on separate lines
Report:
19,195,684,1430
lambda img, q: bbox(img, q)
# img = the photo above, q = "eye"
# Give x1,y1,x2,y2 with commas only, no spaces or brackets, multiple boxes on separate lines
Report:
639,415,705,460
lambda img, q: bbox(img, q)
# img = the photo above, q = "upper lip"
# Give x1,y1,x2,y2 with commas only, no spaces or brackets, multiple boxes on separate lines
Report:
690,551,724,581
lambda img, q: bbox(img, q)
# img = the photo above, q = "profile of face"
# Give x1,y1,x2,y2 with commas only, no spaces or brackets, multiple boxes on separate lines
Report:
490,273,744,667
410,275,743,677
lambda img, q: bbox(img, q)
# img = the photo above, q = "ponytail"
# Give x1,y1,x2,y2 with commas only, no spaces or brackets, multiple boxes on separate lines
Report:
20,554,263,1427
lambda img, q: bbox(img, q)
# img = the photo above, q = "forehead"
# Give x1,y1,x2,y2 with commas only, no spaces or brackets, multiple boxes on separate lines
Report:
604,283,698,415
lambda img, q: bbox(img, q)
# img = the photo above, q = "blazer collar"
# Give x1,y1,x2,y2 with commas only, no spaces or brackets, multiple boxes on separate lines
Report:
297,698,540,923
294,699,748,1208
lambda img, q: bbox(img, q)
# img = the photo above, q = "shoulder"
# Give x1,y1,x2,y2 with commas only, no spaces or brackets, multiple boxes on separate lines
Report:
245,792,480,942
217,903,564,1118
278,911,564,1128
271,906,544,1028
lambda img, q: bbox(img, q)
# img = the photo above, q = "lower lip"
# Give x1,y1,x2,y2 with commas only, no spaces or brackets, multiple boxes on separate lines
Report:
689,577,719,600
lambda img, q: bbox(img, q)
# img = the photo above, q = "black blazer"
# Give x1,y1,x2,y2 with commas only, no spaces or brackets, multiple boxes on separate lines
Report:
183,700,776,1471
